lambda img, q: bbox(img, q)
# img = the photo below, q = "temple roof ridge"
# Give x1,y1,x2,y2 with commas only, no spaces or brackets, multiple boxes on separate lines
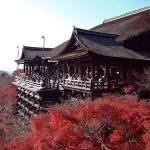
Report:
104,6,150,23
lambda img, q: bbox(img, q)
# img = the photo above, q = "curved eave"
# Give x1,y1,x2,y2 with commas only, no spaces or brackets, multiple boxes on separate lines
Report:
59,33,75,55
89,47,150,61
54,48,89,61
15,58,26,64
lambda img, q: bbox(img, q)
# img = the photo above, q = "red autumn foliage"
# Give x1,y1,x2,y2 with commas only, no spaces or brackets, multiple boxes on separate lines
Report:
12,69,24,77
0,76,16,111
109,129,122,143
0,76,22,146
3,94,150,150
122,85,135,94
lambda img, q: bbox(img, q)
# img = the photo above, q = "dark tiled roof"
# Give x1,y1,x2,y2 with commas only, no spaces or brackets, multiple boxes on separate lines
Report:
90,45,150,60
18,41,69,63
76,28,118,50
47,41,69,58
79,28,150,60
91,6,150,42
23,46,52,51
54,48,88,60
55,27,150,61
75,28,119,38
20,46,53,61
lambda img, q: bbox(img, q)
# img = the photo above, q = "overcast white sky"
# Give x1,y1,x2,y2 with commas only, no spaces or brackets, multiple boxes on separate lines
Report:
0,0,150,72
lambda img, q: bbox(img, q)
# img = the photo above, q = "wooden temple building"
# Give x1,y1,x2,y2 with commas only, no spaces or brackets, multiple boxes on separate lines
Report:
13,6,150,120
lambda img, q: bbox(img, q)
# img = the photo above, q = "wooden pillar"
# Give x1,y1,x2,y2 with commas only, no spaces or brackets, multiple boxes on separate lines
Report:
29,64,31,76
63,63,66,79
106,66,110,88
111,68,116,77
98,65,101,78
81,65,85,80
66,63,69,77
78,63,81,80
26,64,28,75
91,63,95,80
57,64,60,83
68,63,71,76
32,65,34,75
74,64,77,77
24,64,26,73
49,65,52,76
84,65,86,77
44,64,46,73
93,65,95,80
58,65,60,77
121,67,126,79
39,65,42,75
85,65,89,78
48,65,50,74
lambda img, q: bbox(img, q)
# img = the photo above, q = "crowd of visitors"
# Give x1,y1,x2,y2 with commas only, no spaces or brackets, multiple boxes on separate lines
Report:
17,67,126,89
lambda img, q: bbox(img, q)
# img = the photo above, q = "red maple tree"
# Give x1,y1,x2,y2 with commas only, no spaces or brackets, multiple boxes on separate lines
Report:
3,94,150,150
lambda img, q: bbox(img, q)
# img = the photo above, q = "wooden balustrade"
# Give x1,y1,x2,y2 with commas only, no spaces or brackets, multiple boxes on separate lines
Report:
64,79,91,89
15,77,43,89
64,79,124,90
15,76,58,90
16,77,122,91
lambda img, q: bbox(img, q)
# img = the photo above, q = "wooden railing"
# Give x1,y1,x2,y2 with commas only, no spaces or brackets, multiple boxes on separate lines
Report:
92,81,124,89
15,77,124,91
15,76,58,90
64,79,91,90
64,79,124,90
15,77,43,89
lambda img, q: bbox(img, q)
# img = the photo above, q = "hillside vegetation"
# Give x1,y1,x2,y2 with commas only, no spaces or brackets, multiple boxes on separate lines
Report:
0,72,150,150
0,71,10,77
